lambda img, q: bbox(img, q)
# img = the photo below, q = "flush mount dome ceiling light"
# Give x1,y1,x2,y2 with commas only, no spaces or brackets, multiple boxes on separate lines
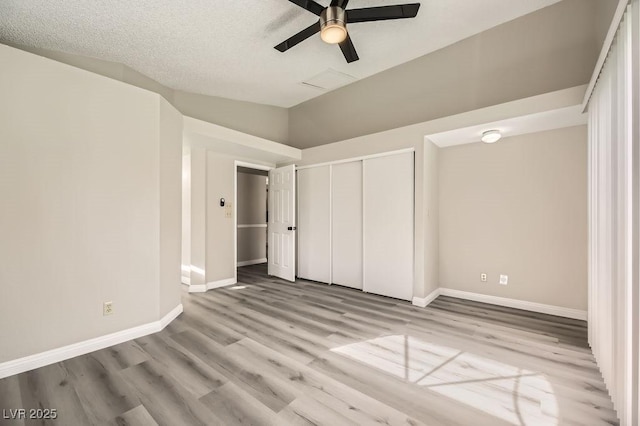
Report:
481,130,502,144
320,7,347,44
274,0,421,63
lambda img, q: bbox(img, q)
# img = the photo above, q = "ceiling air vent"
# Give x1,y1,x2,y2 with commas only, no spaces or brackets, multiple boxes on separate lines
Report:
300,68,356,91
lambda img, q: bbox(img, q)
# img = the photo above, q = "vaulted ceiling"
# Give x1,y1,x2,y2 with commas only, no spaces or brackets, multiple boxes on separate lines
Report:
0,0,561,107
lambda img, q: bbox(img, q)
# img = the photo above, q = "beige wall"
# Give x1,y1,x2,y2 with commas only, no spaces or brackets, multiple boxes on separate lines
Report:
237,228,267,264
205,152,236,283
181,153,191,283
188,147,207,287
186,151,273,286
237,172,267,225
288,0,600,148
0,44,182,362
438,126,588,310
236,172,267,263
423,141,440,297
172,91,288,144
158,99,183,316
2,43,289,145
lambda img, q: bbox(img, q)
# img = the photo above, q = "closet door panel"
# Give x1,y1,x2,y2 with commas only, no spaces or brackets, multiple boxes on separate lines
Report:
363,152,414,300
331,161,363,289
297,166,331,283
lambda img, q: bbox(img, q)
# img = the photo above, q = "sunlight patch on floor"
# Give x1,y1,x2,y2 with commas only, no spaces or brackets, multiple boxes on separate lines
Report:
331,335,559,425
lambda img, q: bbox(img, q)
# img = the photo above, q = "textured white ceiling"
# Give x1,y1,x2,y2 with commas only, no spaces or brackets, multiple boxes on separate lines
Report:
0,0,561,107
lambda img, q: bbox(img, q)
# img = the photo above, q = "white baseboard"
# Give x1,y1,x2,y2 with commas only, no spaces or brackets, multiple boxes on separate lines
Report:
0,304,183,380
438,288,587,320
412,288,441,308
188,277,237,293
181,276,191,285
207,278,237,290
236,258,267,267
159,304,184,329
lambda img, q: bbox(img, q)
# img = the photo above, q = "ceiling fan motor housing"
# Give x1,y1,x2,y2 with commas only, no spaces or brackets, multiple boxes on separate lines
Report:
276,1,421,62
320,7,347,44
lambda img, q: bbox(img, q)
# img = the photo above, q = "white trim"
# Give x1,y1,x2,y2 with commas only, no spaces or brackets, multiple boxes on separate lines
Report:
188,277,237,293
582,0,630,111
181,276,191,285
235,161,273,171
159,304,184,330
362,160,366,291
188,284,207,292
234,162,237,284
438,288,587,320
237,224,267,228
329,164,333,285
0,304,183,379
412,288,441,308
296,148,415,170
237,258,267,267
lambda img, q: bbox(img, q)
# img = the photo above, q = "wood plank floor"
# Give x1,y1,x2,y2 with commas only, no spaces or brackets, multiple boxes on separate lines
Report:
0,264,618,425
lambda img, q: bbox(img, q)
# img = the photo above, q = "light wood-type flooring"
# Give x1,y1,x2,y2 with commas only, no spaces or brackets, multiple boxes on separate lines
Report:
0,264,618,425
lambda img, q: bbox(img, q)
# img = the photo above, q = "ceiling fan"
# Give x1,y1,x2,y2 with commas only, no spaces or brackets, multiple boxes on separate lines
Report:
274,0,421,63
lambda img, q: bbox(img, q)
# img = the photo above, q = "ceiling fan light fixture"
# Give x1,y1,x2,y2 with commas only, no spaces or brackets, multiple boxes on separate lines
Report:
320,7,347,44
481,129,502,144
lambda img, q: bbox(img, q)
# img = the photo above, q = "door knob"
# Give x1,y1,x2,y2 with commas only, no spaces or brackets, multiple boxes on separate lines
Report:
287,226,297,231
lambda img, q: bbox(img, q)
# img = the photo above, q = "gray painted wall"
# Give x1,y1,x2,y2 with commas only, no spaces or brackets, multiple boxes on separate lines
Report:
438,126,588,310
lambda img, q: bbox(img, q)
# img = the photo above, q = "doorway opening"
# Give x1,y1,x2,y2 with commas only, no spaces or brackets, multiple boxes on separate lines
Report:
234,162,271,282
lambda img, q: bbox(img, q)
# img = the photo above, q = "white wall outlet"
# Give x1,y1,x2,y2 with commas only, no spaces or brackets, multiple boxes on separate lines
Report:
225,203,233,218
480,273,487,282
103,301,114,316
499,275,508,285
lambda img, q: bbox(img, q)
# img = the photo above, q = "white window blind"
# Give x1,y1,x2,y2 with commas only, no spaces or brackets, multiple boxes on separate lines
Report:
587,5,635,425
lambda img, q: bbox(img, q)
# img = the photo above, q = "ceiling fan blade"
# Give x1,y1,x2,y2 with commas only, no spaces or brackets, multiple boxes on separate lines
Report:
339,34,359,63
330,0,350,8
347,3,420,23
289,0,325,16
274,21,321,52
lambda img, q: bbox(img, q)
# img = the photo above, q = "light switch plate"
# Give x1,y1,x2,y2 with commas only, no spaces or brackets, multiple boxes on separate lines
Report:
499,275,508,285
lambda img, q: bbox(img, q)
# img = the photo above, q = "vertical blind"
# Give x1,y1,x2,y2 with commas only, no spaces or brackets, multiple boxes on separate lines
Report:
587,5,634,425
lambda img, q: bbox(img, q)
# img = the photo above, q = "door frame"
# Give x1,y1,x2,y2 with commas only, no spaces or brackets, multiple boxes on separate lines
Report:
234,161,274,284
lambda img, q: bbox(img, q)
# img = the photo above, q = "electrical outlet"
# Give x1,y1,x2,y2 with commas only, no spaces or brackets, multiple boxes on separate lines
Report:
225,203,233,218
499,275,508,285
480,273,487,282
103,301,113,316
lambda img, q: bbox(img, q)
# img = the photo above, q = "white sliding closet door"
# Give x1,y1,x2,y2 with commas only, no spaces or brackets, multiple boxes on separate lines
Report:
363,152,413,300
297,166,331,283
332,161,363,289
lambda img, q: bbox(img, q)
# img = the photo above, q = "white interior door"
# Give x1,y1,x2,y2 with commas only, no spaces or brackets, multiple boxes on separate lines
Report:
268,164,296,281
